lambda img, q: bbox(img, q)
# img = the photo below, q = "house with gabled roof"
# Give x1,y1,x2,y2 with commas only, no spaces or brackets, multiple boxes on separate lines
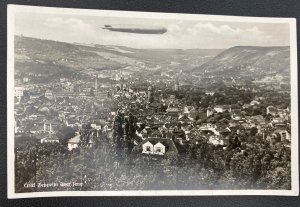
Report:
68,134,81,151
142,140,155,154
153,142,165,155
136,137,179,156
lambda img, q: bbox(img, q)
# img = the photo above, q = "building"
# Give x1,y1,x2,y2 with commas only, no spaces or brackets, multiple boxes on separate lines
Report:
91,120,102,131
199,123,220,135
208,135,228,146
277,107,290,118
95,78,98,94
266,106,277,116
205,91,215,96
68,134,81,151
271,129,291,142
207,107,214,117
45,90,54,99
174,78,179,91
136,137,179,156
41,133,60,143
250,100,260,106
14,86,24,101
214,105,231,113
65,84,74,92
142,140,155,154
166,107,180,115
55,91,76,98
23,77,29,83
78,92,87,99
147,86,154,103
142,140,167,155
43,122,59,133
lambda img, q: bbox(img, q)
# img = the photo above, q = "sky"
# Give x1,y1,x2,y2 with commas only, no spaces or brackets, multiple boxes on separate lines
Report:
14,11,290,49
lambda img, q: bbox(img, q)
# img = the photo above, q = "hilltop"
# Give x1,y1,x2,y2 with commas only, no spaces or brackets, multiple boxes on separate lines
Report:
197,46,290,75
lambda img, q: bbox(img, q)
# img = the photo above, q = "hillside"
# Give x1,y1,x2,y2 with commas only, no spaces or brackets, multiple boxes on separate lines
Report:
14,35,222,75
15,36,124,72
198,46,290,75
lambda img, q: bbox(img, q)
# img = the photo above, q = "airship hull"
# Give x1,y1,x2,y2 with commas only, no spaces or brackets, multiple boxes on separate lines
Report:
102,25,167,34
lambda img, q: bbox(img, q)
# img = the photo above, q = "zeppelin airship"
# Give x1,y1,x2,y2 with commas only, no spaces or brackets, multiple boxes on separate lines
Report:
102,24,167,34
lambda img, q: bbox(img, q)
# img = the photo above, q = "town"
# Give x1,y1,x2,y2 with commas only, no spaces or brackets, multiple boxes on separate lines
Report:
14,64,291,192
14,68,291,150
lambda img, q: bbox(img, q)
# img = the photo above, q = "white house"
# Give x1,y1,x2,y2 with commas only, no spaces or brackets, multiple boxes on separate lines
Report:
199,123,220,136
41,133,59,144
142,141,154,154
142,141,167,155
91,121,101,131
14,86,24,101
214,105,231,113
68,134,81,151
153,142,165,155
209,135,225,146
45,90,54,99
23,77,29,83
205,91,215,96
250,100,260,106
207,107,214,117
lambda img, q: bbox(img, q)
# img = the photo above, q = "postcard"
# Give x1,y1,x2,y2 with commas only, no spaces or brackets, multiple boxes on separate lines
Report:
7,4,298,198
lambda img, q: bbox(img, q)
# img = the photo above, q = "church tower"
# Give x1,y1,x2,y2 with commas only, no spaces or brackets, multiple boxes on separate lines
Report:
95,78,98,95
174,77,179,91
120,73,125,90
148,85,154,103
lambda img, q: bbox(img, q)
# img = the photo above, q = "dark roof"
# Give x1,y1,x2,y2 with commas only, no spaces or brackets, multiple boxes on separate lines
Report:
173,141,187,153
148,140,157,145
134,135,143,144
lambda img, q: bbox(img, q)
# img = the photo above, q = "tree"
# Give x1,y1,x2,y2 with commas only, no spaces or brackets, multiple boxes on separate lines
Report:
113,112,123,148
250,127,258,136
56,126,75,144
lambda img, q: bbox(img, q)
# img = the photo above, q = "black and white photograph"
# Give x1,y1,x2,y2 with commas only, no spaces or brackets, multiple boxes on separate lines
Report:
7,4,298,198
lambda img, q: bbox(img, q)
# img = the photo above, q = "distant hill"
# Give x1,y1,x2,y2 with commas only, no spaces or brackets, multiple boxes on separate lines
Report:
14,36,124,72
14,36,222,75
197,46,290,75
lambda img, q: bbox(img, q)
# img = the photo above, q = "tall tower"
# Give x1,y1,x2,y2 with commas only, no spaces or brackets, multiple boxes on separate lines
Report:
120,76,125,90
148,86,154,103
174,77,179,91
95,78,98,95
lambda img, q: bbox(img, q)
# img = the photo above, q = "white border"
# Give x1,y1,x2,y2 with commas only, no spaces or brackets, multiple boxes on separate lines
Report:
7,4,299,198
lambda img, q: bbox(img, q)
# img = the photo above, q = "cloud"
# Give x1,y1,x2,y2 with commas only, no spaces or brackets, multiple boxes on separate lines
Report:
44,17,97,37
185,22,269,39
160,22,274,49
45,17,92,31
43,17,98,43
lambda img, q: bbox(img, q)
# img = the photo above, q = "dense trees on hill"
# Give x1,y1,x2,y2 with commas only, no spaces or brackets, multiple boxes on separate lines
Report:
173,87,255,108
15,131,291,192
